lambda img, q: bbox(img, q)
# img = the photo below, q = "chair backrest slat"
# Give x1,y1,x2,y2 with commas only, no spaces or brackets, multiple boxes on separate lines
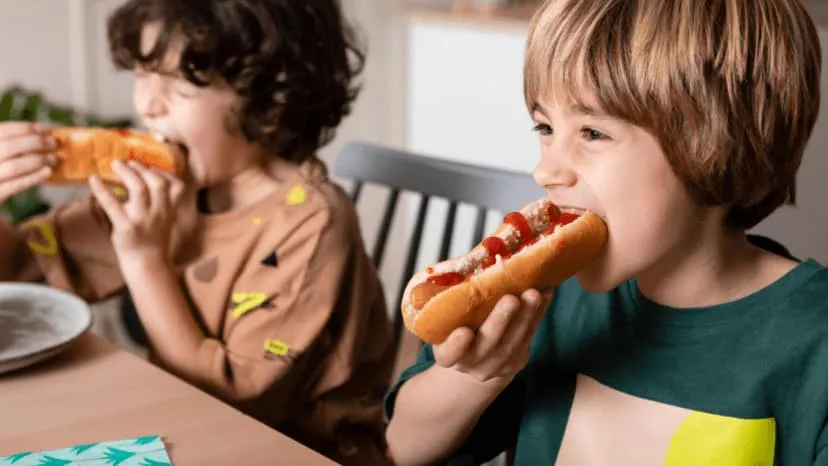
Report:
372,188,399,267
472,206,488,246
349,180,363,203
438,201,458,261
392,194,431,346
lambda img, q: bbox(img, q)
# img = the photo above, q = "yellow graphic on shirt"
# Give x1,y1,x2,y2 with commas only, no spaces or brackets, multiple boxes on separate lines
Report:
287,185,307,205
231,292,268,318
26,221,58,255
665,413,775,465
264,339,291,356
263,339,299,361
557,375,776,465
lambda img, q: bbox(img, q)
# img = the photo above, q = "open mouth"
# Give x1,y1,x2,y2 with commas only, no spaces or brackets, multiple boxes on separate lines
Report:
555,204,608,222
153,132,190,156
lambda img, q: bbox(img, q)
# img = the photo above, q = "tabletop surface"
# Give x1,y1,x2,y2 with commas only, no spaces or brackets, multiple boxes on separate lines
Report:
0,332,336,465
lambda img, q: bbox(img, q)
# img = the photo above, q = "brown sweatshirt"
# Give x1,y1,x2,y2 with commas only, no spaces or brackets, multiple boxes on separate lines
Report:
0,157,394,466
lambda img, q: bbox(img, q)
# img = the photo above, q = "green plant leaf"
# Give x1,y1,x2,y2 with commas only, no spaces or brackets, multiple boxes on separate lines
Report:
70,442,98,455
103,447,136,465
20,91,43,121
1,186,48,225
4,452,32,464
133,436,160,446
35,456,72,466
47,106,76,126
0,90,15,121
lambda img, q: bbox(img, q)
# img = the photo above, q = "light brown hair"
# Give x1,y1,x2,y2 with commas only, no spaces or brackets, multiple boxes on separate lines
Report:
524,0,822,229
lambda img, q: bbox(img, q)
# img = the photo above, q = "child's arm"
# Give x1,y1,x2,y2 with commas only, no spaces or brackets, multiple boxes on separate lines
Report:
386,290,549,465
116,253,206,378
0,199,127,301
87,162,203,375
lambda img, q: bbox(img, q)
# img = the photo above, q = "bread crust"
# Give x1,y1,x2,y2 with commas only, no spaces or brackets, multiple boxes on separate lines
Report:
47,127,186,184
401,203,608,345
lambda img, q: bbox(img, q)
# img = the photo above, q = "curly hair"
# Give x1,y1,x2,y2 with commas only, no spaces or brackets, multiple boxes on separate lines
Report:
107,0,365,163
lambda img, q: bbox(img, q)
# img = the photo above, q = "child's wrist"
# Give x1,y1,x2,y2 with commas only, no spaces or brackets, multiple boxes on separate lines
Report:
117,251,172,277
436,364,515,394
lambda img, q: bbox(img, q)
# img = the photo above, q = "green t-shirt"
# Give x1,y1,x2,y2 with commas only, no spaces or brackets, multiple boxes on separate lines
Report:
385,258,828,465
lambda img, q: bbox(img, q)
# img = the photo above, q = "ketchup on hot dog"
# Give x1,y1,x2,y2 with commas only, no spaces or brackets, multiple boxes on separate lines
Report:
426,272,465,286
481,237,509,268
504,212,532,244
425,208,581,287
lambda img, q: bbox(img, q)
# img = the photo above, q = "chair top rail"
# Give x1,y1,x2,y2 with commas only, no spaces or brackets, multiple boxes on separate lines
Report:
335,141,545,213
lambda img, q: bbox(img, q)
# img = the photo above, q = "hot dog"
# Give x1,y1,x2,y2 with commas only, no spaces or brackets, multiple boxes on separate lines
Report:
400,198,608,344
46,127,186,184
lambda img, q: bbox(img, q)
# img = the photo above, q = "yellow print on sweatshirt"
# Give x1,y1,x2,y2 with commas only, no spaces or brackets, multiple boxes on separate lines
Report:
26,221,58,256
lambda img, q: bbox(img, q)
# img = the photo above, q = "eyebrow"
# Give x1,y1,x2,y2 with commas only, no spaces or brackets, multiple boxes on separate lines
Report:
530,103,548,118
531,102,609,119
572,103,608,118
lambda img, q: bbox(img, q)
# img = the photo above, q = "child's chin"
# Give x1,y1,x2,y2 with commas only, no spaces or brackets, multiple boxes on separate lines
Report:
575,265,627,294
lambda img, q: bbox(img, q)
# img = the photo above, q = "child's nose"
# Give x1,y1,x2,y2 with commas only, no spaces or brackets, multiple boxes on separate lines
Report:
138,94,167,120
533,151,577,190
135,77,168,119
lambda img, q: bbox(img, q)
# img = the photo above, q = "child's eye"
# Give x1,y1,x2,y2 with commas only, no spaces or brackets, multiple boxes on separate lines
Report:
582,128,608,141
173,82,198,98
532,123,553,136
175,89,196,98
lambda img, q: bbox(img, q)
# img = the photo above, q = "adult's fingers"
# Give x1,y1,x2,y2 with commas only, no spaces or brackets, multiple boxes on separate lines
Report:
0,122,44,140
0,153,57,182
0,132,57,161
0,166,52,203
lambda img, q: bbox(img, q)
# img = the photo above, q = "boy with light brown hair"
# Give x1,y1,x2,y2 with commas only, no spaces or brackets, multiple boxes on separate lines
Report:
385,0,828,464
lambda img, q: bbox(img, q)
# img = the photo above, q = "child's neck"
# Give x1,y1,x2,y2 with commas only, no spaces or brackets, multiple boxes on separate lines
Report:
200,166,279,214
636,226,799,309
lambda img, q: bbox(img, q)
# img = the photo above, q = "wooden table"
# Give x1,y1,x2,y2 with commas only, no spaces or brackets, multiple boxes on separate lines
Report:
0,332,336,465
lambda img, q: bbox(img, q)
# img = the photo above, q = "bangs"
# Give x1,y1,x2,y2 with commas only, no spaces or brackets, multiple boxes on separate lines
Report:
523,0,657,128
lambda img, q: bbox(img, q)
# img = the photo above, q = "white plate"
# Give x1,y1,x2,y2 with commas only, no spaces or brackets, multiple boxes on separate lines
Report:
0,283,92,375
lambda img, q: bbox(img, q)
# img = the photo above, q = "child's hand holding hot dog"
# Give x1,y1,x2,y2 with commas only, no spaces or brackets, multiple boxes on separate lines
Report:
433,288,552,382
385,289,551,465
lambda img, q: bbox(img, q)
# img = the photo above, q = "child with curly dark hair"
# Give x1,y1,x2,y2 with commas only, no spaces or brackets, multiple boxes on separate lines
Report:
0,1,394,464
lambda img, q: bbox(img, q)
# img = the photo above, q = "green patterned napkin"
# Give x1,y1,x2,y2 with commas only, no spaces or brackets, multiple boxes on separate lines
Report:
0,435,172,465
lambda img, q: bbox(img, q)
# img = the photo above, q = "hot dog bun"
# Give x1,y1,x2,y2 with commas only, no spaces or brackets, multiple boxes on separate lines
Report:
400,198,608,344
47,127,186,184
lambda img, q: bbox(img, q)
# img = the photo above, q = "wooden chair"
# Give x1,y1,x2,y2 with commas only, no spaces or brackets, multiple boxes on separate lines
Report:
333,141,545,384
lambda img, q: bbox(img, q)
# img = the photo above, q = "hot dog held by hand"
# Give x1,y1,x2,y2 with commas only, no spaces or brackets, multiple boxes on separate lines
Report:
46,127,187,185
400,198,608,345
